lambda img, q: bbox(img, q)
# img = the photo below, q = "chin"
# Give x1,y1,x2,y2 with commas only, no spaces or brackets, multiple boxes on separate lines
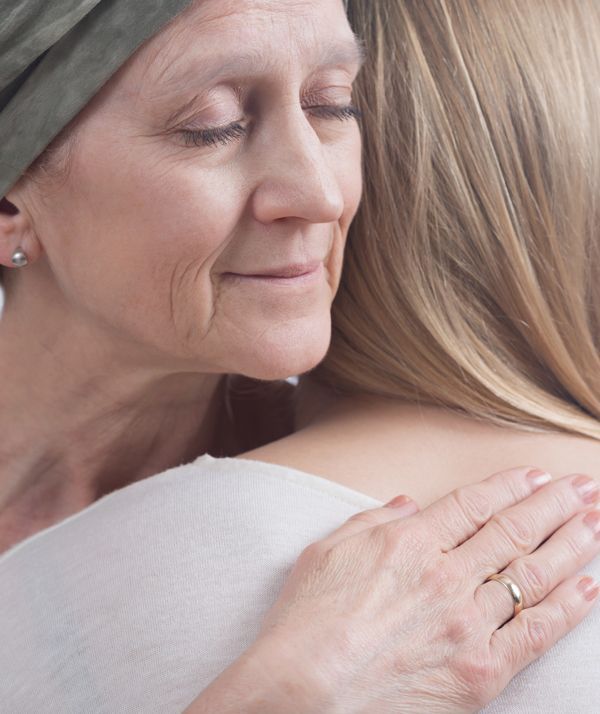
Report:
237,314,332,381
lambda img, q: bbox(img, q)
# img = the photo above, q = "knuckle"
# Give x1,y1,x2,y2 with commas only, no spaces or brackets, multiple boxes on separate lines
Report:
521,614,551,653
490,511,534,554
442,606,480,642
378,518,426,558
451,650,498,703
557,596,578,624
501,470,531,503
365,523,396,563
419,557,458,599
450,486,494,530
512,559,549,603
549,489,573,522
561,531,583,561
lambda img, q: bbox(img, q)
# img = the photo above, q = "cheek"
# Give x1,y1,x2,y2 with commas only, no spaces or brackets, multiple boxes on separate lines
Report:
94,148,245,275
109,170,245,335
136,171,244,269
71,120,247,277
49,143,249,349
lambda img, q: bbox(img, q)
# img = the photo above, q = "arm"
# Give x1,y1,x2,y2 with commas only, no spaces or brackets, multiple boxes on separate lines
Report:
183,633,325,714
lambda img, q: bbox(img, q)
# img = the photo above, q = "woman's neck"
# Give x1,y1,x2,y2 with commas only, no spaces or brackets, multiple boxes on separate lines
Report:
0,306,224,553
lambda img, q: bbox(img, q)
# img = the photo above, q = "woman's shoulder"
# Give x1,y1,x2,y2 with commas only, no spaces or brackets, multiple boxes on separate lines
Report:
197,453,382,508
0,452,377,565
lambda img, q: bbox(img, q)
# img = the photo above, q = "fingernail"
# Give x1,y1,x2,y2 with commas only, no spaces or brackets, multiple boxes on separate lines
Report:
577,576,600,601
572,475,600,504
526,468,552,490
384,495,419,515
583,508,600,539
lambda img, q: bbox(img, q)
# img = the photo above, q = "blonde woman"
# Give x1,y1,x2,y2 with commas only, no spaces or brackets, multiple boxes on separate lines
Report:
0,1,598,713
242,0,600,710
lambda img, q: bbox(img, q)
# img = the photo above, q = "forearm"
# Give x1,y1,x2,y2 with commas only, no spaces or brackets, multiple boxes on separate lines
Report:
183,634,326,714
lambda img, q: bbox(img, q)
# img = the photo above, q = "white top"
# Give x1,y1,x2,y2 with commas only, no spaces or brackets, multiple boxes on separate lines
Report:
0,454,597,713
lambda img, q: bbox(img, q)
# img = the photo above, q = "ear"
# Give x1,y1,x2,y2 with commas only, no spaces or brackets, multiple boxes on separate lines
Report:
0,194,43,268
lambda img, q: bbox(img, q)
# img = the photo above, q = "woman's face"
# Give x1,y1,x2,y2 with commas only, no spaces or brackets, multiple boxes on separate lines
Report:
15,0,363,379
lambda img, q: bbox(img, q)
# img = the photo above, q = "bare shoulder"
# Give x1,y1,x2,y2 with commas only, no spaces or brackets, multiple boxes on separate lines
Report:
240,426,333,476
240,404,600,505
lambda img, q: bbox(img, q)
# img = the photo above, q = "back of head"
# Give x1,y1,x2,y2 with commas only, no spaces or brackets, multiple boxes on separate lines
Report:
315,0,600,439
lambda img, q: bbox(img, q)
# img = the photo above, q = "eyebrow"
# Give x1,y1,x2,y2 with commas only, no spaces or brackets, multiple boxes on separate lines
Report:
158,33,367,96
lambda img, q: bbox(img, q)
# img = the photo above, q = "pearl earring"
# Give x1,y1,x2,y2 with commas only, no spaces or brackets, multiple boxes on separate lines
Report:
10,247,28,267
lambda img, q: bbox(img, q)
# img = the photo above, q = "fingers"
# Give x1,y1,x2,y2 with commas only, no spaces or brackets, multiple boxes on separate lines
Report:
491,573,599,683
417,466,551,552
475,503,600,627
456,473,600,579
316,495,420,550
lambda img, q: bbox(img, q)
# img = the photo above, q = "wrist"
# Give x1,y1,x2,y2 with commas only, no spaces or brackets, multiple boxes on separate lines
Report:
245,632,331,713
183,633,328,714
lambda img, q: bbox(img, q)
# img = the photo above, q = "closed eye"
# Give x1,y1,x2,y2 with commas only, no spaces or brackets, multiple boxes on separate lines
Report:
179,104,361,148
180,122,247,147
305,104,362,121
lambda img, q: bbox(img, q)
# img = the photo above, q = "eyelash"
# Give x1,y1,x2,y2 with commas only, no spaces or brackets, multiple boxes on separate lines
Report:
180,104,362,148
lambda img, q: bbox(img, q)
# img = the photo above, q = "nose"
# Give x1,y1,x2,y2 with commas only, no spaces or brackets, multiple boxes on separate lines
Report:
250,108,345,225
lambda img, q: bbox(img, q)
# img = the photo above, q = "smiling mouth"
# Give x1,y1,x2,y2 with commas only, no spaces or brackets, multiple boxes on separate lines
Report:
222,261,324,285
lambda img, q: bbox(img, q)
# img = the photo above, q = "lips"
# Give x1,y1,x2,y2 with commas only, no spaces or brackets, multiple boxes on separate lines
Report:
224,261,322,279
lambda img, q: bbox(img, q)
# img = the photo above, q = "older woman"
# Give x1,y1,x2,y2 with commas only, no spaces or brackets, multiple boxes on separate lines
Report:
0,1,597,713
0,0,362,549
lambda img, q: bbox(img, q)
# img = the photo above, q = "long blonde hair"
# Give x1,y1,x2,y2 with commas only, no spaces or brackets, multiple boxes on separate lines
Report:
314,0,600,439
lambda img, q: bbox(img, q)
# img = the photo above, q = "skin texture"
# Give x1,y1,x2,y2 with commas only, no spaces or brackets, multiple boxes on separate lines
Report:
184,467,600,713
244,379,600,507
0,0,363,550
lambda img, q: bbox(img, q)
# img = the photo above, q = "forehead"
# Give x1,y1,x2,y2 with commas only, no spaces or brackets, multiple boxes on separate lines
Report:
127,0,360,96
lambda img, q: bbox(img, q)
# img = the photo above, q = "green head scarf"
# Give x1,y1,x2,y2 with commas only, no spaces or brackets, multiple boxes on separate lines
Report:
0,0,195,199
0,0,351,201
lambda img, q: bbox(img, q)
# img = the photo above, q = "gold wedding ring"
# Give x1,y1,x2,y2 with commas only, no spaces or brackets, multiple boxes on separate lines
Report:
484,573,524,619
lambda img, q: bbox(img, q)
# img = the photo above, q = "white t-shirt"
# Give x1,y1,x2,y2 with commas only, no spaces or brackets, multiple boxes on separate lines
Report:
0,454,597,713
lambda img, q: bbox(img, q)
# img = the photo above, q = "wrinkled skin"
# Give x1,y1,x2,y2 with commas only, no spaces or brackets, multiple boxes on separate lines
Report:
0,0,363,543
225,467,600,714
